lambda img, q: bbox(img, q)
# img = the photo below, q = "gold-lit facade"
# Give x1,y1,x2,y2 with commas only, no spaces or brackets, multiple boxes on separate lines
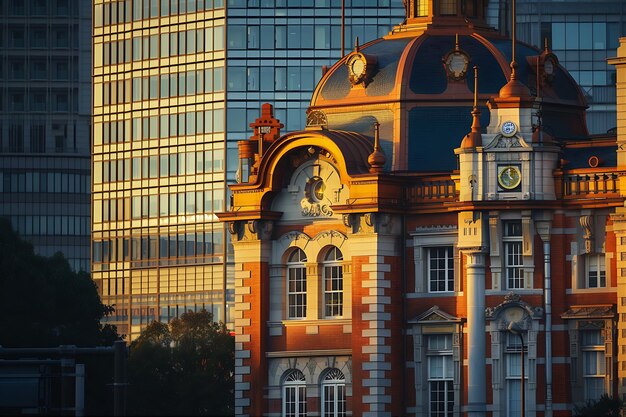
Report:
92,1,227,339
91,0,406,340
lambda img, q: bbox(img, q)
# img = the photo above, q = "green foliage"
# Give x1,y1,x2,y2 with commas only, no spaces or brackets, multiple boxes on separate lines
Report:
0,218,119,347
128,309,235,416
574,394,624,417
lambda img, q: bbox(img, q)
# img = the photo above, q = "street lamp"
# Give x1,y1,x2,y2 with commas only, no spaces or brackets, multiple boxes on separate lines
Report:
508,321,525,417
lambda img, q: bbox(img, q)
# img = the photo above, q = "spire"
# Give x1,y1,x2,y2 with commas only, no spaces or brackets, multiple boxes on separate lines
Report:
497,0,531,99
461,66,482,149
368,122,386,173
354,36,360,53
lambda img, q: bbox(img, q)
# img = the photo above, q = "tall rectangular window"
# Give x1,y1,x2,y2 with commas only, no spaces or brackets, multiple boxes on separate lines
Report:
587,254,606,288
427,334,453,417
428,246,454,292
505,332,527,417
287,249,307,319
504,221,523,289
582,329,605,401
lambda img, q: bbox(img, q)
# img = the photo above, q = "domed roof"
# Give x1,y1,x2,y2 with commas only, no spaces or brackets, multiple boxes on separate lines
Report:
308,6,590,172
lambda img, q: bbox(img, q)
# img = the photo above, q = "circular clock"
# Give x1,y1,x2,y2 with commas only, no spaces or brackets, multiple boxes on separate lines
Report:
445,51,469,80
347,54,368,85
498,166,522,190
544,58,554,76
305,176,326,203
501,121,517,137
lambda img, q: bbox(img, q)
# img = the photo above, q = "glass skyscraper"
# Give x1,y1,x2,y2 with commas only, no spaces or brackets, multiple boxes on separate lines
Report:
0,0,92,272
92,0,404,339
487,0,625,135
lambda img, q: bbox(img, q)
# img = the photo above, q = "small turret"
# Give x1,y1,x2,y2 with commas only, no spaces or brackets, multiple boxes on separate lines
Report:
368,122,386,173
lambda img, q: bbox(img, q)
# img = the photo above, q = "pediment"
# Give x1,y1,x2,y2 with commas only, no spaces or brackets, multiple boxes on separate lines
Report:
409,305,463,324
483,134,530,151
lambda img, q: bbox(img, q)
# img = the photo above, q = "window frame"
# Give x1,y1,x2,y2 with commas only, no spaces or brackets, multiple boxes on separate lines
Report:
322,247,343,318
321,368,346,417
282,370,307,417
427,246,454,293
287,249,307,320
586,254,606,289
503,220,524,289
426,334,454,417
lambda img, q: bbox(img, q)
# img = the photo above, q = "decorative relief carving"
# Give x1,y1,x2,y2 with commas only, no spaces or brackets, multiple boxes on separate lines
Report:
495,135,522,148
301,201,333,217
580,215,594,253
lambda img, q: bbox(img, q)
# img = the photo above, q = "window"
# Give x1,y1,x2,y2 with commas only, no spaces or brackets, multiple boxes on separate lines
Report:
587,254,606,288
427,334,453,417
416,0,428,16
582,330,605,401
504,221,523,289
428,247,454,293
283,370,306,417
505,332,527,417
321,369,346,417
323,247,343,318
287,249,307,319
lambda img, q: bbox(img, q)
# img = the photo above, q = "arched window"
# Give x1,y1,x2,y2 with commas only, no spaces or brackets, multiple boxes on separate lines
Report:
321,368,346,417
323,247,343,318
283,369,306,417
287,249,307,319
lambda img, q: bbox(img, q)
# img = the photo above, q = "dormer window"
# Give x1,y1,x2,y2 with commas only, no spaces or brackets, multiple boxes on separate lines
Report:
439,0,456,15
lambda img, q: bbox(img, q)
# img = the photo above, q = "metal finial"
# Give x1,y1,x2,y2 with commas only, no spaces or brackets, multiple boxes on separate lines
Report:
473,66,478,108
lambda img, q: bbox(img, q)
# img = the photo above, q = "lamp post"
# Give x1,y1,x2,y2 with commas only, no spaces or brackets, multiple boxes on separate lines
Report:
508,321,525,417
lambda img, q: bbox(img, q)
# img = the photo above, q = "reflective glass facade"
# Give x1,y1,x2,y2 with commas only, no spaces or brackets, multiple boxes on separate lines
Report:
487,0,625,134
0,0,92,272
92,0,404,339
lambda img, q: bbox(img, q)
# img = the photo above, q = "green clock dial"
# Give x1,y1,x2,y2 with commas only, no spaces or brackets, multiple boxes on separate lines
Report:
498,166,522,190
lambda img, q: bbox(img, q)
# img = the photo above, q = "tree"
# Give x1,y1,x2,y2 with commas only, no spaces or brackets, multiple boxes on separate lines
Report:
574,394,624,417
128,310,234,416
0,218,118,347
0,218,121,415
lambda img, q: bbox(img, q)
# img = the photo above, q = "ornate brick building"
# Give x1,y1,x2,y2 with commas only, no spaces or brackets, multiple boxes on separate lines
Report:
218,1,626,416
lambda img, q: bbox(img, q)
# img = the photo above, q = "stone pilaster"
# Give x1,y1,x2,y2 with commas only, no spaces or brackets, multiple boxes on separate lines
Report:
346,212,403,417
230,219,273,417
610,208,626,401
458,210,488,417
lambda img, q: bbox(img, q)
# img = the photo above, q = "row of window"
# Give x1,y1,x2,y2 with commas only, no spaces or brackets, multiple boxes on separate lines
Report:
420,221,607,293
0,122,77,154
0,25,79,50
227,65,318,93
92,230,224,263
0,171,89,194
94,109,225,145
416,329,604,417
95,0,224,27
6,214,89,237
101,67,224,105
95,26,225,67
287,247,343,319
230,0,397,8
282,368,346,417
4,58,79,82
3,88,77,113
227,23,391,51
95,186,223,222
94,150,225,185
1,0,76,17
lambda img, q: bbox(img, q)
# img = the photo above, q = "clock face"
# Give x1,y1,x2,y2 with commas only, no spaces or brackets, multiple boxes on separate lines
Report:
445,52,469,80
351,57,366,77
498,165,522,190
544,59,554,75
501,121,517,137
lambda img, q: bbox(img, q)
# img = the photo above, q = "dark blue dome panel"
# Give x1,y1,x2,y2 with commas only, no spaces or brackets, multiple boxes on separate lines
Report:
364,38,412,97
409,36,450,94
320,38,411,100
408,106,490,171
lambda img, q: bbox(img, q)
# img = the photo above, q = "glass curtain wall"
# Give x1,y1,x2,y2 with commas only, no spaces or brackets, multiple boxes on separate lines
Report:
92,0,404,339
0,0,92,272
486,0,625,134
